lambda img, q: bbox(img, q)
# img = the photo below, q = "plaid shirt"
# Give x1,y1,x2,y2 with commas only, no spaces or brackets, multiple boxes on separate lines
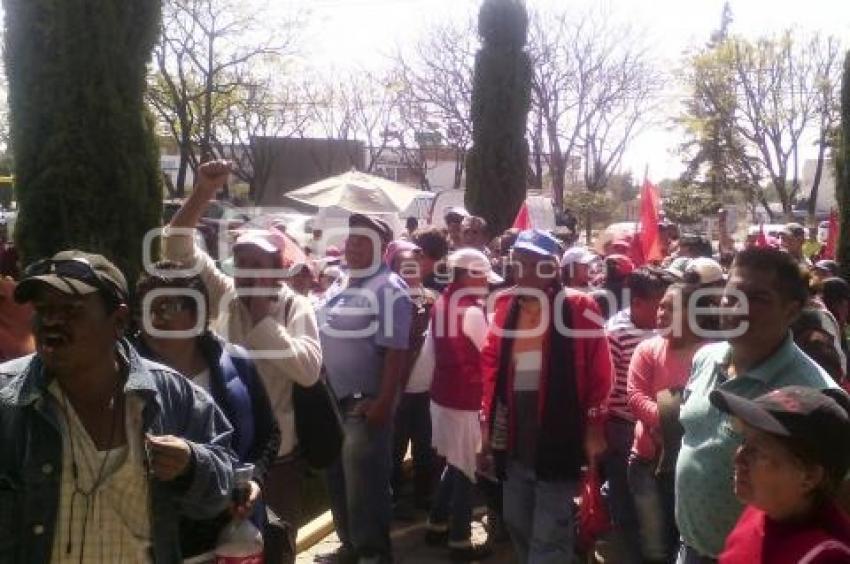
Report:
0,341,236,564
48,382,152,564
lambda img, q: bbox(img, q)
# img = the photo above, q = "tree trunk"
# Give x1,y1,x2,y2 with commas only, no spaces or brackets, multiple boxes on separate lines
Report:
176,146,190,198
760,192,774,221
792,143,800,204
201,32,215,160
453,148,465,189
162,172,177,199
545,111,565,211
808,136,828,222
530,109,544,190
5,0,163,283
837,51,850,278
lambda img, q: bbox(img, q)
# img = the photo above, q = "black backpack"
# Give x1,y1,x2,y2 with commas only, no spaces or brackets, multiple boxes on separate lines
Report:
282,294,343,469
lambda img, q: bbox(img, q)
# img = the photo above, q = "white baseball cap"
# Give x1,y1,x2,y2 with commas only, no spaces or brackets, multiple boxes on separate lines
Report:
561,246,598,267
446,248,503,284
684,257,725,285
233,228,288,254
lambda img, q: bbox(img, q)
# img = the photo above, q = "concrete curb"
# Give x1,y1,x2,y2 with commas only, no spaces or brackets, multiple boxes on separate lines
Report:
295,506,489,555
296,510,335,554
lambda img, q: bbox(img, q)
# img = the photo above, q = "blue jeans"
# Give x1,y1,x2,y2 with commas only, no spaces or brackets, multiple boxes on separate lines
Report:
326,410,394,562
429,464,473,543
629,457,678,562
675,543,717,564
502,460,578,564
602,418,642,563
392,391,434,505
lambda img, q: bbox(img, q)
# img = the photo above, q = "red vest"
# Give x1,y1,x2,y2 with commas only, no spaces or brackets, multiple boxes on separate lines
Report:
430,287,484,411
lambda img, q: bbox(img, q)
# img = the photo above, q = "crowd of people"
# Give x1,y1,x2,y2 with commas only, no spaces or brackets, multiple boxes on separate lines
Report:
2,159,850,564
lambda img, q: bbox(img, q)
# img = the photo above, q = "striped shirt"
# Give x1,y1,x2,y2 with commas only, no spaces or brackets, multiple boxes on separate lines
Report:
605,308,655,421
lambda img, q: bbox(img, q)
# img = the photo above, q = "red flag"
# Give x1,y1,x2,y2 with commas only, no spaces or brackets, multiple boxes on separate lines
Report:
824,209,838,259
629,233,645,266
638,179,662,264
755,222,768,248
512,202,532,230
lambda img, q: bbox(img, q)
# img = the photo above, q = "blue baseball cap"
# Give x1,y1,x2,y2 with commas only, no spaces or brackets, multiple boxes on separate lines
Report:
512,229,561,259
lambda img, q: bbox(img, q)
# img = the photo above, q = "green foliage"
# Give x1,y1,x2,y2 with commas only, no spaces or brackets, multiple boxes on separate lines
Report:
606,173,639,203
678,6,760,203
478,0,529,49
680,8,841,221
563,191,615,223
663,183,722,225
465,0,532,236
837,51,850,278
3,0,163,282
563,190,615,241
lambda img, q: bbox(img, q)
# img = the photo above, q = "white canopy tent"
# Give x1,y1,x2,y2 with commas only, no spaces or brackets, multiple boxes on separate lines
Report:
283,170,432,215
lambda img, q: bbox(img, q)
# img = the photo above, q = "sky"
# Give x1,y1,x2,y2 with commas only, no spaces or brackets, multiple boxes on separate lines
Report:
2,0,848,181
282,0,850,180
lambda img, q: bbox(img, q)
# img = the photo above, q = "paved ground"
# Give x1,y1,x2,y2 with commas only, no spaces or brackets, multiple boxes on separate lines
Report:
297,509,516,564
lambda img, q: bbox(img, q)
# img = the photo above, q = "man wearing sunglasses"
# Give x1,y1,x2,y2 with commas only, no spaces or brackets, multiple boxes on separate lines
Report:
0,250,236,564
164,160,322,538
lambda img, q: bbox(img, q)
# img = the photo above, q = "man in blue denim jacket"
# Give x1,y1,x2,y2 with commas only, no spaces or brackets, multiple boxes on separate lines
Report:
0,250,236,564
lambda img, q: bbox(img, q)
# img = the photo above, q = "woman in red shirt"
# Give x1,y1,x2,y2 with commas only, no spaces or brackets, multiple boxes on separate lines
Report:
711,386,850,563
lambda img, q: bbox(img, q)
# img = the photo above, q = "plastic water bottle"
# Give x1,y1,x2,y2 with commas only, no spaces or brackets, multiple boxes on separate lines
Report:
215,464,264,564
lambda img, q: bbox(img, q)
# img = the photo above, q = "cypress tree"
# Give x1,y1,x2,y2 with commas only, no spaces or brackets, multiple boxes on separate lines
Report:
3,0,163,282
837,51,850,279
465,0,532,236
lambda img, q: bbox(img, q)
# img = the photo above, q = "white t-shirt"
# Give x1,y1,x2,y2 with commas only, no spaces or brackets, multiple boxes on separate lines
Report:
405,306,487,394
406,327,434,394
191,368,211,393
462,306,488,352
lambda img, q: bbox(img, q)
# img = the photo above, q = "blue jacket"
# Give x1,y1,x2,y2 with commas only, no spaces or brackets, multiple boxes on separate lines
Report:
135,332,281,556
0,340,236,564
136,332,281,485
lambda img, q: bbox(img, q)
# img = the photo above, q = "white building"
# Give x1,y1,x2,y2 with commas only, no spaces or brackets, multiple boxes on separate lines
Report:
368,145,465,193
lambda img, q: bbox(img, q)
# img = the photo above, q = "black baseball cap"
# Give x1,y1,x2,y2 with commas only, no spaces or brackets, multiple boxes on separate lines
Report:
349,214,392,245
813,260,840,276
15,250,129,304
710,386,850,474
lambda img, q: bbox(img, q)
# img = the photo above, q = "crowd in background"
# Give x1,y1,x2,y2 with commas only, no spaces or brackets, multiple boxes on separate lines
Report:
2,160,850,564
